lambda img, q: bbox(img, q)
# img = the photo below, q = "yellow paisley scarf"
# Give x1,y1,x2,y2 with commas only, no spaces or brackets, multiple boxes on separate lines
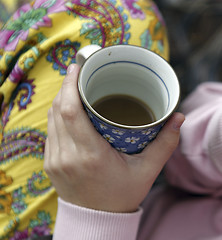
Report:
0,0,169,238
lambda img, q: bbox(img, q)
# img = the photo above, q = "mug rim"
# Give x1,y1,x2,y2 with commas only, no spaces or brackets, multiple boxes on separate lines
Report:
77,44,181,130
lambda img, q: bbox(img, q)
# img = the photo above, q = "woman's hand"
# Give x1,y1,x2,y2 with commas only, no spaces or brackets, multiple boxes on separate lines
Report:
44,64,185,213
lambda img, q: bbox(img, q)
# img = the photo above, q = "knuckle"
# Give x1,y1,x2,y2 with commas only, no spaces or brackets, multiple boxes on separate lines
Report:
57,148,103,176
47,161,60,175
59,149,75,174
59,149,70,164
60,102,77,121
44,162,53,176
80,152,103,172
44,154,60,176
52,99,60,111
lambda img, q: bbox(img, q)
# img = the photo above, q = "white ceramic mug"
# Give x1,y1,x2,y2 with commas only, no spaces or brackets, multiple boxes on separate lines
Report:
76,44,180,154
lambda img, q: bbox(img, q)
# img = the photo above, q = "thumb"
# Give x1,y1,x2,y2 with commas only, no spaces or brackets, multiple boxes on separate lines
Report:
142,112,185,170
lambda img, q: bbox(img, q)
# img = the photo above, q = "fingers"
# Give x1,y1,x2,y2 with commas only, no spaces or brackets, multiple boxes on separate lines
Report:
52,87,76,154
59,64,104,148
52,64,83,145
45,64,108,170
60,64,82,117
142,112,185,170
44,107,60,174
44,64,80,174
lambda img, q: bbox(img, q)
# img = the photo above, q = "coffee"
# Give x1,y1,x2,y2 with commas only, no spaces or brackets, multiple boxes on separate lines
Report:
92,94,156,126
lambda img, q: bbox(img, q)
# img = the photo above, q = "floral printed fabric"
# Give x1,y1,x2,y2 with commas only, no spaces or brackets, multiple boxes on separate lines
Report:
0,0,169,239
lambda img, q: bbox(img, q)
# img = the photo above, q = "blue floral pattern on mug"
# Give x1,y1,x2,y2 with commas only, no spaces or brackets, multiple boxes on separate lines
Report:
85,106,164,154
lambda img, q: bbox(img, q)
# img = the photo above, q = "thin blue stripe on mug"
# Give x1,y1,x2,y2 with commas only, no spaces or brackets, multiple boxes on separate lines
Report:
86,61,170,111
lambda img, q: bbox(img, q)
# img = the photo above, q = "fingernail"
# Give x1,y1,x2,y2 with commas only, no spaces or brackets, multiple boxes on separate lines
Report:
67,64,75,74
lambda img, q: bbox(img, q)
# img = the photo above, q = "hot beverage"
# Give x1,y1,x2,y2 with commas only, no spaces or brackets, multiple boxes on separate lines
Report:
92,94,156,126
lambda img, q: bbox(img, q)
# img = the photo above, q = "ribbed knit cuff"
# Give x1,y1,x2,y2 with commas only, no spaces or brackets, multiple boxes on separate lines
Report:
53,198,143,240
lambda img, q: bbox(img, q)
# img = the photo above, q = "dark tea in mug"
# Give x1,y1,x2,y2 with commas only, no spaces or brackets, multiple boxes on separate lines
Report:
92,94,156,126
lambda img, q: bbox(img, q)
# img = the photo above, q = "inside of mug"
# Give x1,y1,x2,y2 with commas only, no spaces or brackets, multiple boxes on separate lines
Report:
78,45,180,126
84,62,168,121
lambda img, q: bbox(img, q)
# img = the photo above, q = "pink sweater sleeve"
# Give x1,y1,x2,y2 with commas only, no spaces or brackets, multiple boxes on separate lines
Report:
165,82,222,196
53,198,143,240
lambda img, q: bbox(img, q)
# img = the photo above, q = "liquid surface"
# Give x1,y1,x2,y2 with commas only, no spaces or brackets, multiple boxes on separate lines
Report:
92,94,156,126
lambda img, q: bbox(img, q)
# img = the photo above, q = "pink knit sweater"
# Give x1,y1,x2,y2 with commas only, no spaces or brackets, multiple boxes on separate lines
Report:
53,82,222,240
